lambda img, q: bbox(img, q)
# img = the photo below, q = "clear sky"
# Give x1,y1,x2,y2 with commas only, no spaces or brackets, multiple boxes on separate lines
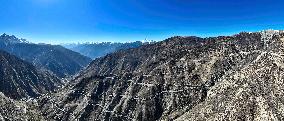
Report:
0,0,284,44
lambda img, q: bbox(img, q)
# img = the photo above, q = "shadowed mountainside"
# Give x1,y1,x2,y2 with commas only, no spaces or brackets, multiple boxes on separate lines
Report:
0,34,92,78
0,50,62,100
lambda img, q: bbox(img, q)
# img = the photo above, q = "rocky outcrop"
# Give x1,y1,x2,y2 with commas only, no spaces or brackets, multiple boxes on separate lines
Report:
39,30,284,121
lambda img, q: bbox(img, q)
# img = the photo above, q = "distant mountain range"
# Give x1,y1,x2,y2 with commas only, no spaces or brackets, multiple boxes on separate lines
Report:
63,41,155,59
0,34,92,78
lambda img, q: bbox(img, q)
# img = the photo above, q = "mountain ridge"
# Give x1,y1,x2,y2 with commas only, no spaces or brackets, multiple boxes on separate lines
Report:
37,30,284,120
63,41,155,59
0,34,92,78
0,50,62,100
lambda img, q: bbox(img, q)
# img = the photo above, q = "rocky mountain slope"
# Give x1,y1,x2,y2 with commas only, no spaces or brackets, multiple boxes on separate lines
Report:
176,30,284,121
37,30,284,121
0,50,62,100
63,41,154,59
0,34,92,78
0,92,44,120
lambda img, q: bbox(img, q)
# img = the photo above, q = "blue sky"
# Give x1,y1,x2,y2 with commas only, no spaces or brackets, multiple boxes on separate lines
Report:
0,0,284,44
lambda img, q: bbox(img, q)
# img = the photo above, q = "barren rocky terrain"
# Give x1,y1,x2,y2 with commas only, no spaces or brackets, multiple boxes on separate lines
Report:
37,30,284,121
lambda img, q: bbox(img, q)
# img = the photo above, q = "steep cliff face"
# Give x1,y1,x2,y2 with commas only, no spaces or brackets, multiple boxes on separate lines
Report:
39,30,284,121
0,50,62,100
